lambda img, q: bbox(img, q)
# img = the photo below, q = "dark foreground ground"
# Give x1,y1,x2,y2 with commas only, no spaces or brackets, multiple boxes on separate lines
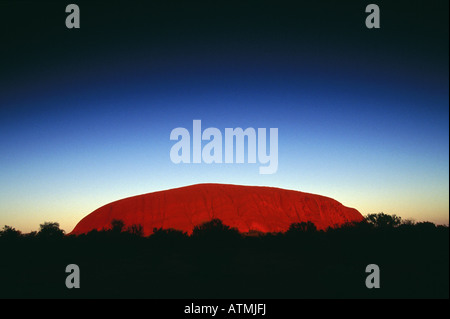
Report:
0,220,448,299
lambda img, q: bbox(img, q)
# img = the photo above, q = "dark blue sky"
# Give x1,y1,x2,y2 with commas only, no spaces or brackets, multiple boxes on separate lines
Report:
0,1,448,232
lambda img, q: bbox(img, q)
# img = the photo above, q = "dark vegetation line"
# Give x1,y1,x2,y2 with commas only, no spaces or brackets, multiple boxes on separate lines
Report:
0,213,448,299
0,213,447,240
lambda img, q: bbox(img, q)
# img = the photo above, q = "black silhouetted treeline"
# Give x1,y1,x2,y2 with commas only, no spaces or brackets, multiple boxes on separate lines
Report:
0,213,448,299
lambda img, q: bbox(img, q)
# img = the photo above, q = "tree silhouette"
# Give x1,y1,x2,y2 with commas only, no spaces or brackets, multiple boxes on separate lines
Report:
415,221,437,231
0,225,22,240
37,222,65,239
365,213,402,228
286,221,317,234
191,218,241,241
127,224,144,237
110,219,125,233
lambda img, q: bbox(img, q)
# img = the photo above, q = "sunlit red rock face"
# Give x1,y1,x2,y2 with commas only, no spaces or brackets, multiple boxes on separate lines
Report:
70,184,364,236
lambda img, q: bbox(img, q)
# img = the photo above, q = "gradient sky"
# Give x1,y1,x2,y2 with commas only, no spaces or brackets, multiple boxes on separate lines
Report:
0,1,448,233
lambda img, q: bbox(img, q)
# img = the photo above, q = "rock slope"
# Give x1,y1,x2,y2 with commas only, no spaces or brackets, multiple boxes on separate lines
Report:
70,183,364,235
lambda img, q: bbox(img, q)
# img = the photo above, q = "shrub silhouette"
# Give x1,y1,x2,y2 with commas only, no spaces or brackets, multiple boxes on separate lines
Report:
150,228,188,240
